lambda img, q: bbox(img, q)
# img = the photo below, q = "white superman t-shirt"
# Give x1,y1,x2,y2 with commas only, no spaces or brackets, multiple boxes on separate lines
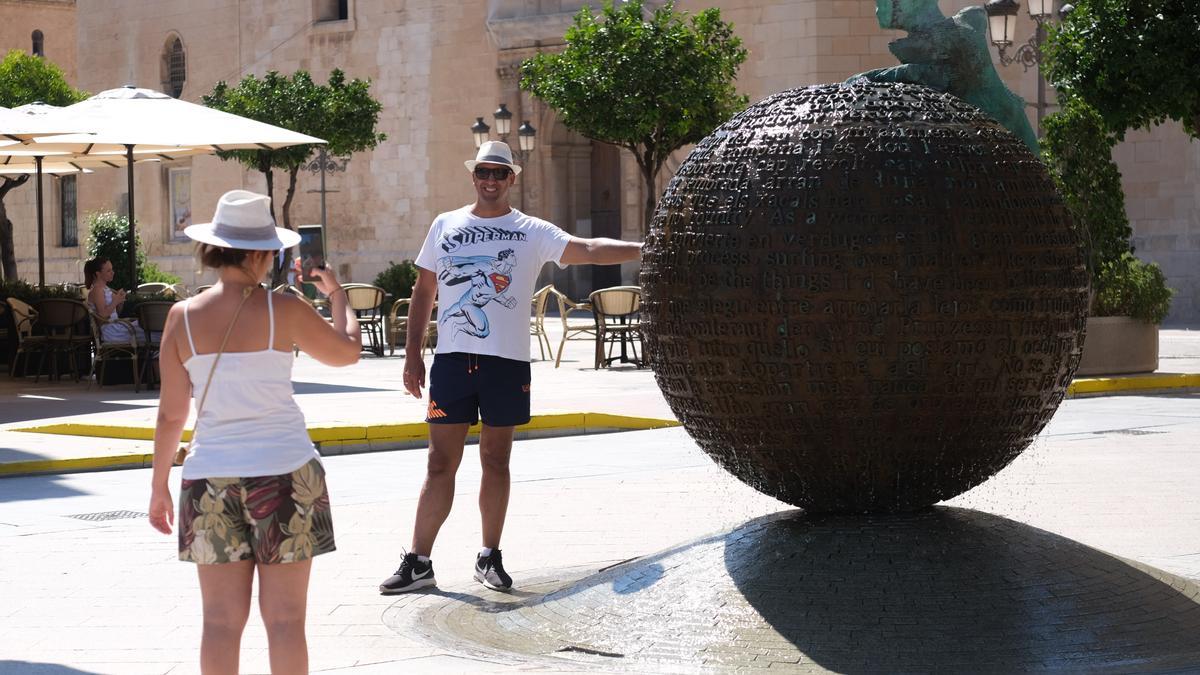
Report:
415,206,572,362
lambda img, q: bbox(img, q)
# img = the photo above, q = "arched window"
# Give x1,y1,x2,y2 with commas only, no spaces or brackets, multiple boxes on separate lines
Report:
162,36,186,98
31,30,44,57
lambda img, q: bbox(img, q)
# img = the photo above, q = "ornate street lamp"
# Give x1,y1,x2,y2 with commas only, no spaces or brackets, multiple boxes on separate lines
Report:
470,117,491,149
304,147,351,266
469,103,537,157
984,0,1019,51
517,120,537,154
984,0,1074,135
492,103,513,137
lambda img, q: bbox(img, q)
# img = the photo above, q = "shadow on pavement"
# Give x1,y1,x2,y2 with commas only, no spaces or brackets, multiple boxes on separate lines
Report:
724,508,1200,673
0,396,155,426
0,450,92,501
0,661,100,674
410,508,1200,672
291,381,395,395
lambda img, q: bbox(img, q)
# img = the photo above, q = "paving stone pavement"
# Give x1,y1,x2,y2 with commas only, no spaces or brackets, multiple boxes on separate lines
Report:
0,328,1198,673
1,391,1199,673
389,509,1200,673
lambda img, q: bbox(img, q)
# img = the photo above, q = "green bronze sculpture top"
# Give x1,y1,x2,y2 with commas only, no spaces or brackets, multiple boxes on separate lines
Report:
849,0,1039,152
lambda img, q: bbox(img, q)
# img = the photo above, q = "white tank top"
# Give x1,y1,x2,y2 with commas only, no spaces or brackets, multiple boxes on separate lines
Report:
180,291,319,479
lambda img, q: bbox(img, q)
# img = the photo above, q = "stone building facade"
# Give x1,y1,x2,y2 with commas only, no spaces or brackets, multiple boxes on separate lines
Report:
1,0,1197,322
0,0,77,282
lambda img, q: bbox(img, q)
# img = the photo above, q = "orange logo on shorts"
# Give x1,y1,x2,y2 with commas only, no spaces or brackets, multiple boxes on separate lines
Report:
521,384,530,393
427,400,447,419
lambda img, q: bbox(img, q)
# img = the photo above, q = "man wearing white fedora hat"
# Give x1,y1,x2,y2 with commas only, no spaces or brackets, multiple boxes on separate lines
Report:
380,140,642,594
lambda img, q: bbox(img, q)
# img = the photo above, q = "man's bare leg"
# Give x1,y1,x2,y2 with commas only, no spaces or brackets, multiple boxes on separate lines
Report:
410,422,470,556
478,424,515,549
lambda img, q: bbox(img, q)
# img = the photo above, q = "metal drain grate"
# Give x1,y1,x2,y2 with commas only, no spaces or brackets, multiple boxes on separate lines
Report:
1098,429,1167,436
66,510,146,522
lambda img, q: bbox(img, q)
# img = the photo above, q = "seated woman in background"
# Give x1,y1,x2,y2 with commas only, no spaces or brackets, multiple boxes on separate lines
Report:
84,256,143,343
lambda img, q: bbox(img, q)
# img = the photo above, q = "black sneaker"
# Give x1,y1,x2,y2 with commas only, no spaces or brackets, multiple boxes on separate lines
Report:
379,552,436,594
474,549,513,590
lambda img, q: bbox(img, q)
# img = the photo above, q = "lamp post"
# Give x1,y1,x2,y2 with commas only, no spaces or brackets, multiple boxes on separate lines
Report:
984,0,1074,135
303,146,350,272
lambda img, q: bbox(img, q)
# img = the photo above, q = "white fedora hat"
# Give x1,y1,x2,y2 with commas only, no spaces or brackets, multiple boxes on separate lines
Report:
185,189,300,250
464,140,522,175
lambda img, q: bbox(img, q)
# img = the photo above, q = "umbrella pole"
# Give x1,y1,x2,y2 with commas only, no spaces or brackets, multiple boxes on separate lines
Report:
125,144,136,287
35,155,45,287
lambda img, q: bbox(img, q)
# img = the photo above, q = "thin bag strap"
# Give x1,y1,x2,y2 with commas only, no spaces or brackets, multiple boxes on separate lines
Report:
188,287,255,450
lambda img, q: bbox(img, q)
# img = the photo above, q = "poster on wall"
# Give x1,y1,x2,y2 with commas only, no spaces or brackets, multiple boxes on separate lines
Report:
169,167,192,240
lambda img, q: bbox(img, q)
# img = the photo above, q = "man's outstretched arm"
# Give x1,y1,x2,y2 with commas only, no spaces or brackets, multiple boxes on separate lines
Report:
560,237,643,265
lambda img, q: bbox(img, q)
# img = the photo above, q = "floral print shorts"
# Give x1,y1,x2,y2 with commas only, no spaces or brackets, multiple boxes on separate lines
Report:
178,458,335,565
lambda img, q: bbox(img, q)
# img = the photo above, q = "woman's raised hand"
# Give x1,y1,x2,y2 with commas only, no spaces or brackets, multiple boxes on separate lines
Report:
311,265,340,297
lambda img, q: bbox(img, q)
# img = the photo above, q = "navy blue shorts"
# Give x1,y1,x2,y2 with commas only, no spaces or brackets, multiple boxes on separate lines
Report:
426,352,531,427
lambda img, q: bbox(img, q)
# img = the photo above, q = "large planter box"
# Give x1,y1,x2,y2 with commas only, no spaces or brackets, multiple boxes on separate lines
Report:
1076,316,1159,376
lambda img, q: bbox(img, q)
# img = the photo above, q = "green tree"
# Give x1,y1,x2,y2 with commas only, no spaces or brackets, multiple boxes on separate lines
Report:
0,49,88,281
521,0,748,232
202,69,386,233
1040,0,1193,320
85,211,178,291
1043,0,1200,139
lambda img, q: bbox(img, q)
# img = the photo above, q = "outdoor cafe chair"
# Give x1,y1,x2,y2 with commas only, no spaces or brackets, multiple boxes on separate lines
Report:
87,304,141,392
193,284,213,295
548,287,595,368
588,286,644,369
341,283,387,357
530,284,554,361
33,298,93,383
136,282,172,295
387,298,438,356
5,297,45,379
136,300,174,389
283,285,316,308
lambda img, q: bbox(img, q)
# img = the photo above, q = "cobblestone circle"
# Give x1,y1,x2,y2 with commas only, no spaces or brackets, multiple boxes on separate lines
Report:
384,508,1200,673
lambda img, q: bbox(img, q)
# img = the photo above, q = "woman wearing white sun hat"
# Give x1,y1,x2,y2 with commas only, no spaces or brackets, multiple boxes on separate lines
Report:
148,189,361,673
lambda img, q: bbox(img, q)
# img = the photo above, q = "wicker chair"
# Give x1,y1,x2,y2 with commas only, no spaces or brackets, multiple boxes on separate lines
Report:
341,283,387,356
88,306,141,391
136,301,174,388
588,286,644,369
548,287,595,368
136,282,171,295
386,298,438,356
530,284,554,361
34,298,93,383
5,297,45,378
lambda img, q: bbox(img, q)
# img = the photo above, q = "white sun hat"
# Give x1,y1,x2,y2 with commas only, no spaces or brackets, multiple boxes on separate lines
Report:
184,189,300,250
464,140,522,175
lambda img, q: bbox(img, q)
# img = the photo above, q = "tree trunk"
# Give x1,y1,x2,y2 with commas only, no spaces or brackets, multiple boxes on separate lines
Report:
641,164,657,236
268,166,303,287
264,169,276,222
0,176,30,281
282,165,300,232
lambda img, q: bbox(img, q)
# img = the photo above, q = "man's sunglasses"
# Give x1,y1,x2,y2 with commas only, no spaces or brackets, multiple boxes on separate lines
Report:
473,166,512,180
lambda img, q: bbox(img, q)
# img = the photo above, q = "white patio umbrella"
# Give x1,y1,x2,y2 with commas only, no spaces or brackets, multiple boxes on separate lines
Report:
35,86,326,283
0,106,76,144
1,102,209,284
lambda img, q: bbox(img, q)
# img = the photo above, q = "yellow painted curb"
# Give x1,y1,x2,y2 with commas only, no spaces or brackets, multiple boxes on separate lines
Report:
12,413,681,447
0,453,154,476
1068,373,1200,396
